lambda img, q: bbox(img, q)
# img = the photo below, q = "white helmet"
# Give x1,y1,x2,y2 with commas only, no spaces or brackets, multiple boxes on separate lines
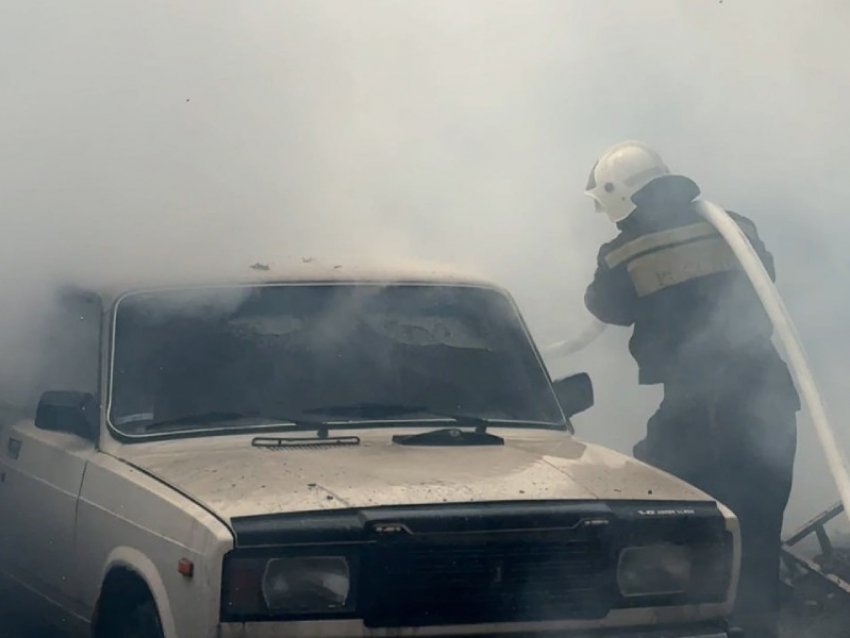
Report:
585,140,671,223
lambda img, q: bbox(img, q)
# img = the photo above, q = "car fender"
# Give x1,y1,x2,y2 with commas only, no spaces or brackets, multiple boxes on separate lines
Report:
99,545,178,638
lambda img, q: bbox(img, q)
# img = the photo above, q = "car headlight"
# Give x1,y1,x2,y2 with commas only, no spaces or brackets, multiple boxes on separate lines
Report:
263,556,351,612
617,544,692,597
221,552,356,621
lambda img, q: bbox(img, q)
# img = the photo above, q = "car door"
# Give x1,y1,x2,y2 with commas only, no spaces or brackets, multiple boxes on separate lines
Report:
0,288,101,611
0,405,30,592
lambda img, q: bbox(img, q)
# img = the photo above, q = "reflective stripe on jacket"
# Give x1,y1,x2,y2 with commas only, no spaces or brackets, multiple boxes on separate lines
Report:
605,218,760,297
584,204,779,385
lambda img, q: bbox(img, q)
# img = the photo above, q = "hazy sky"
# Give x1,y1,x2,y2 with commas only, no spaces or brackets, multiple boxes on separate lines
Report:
2,0,848,530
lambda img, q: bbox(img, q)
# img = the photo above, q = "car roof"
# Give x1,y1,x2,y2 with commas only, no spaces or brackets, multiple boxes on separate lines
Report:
56,263,506,306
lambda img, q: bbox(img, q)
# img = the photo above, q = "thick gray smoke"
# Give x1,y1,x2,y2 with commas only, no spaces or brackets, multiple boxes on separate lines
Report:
2,0,848,530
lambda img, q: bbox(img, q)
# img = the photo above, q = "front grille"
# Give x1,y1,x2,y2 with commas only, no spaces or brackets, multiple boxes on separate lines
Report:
227,500,731,627
360,532,613,628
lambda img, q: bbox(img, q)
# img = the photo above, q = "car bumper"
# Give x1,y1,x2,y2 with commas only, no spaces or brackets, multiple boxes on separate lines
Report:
217,621,738,638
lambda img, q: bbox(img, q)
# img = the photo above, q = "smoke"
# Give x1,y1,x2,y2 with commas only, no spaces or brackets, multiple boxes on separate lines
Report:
2,0,848,530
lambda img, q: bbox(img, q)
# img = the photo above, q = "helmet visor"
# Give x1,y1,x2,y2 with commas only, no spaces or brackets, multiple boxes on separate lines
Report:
585,162,598,191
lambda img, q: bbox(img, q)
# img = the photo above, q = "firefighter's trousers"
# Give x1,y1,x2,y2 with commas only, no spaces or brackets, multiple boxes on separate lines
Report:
635,372,798,638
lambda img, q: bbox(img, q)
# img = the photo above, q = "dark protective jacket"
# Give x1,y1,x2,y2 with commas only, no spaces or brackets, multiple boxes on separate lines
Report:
584,175,787,387
589,176,799,638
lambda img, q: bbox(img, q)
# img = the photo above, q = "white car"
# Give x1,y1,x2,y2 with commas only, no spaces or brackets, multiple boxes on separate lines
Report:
0,268,742,638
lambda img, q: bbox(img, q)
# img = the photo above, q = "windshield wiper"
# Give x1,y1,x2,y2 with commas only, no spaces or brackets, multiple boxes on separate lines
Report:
139,411,330,433
302,402,494,431
302,402,430,418
303,403,506,445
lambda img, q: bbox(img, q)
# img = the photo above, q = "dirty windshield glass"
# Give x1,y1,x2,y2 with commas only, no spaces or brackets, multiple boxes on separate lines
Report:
108,283,563,437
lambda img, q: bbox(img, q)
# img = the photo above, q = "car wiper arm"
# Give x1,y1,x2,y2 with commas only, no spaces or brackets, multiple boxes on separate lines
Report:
302,402,495,432
140,411,329,433
301,402,430,418
302,403,506,445
392,427,504,446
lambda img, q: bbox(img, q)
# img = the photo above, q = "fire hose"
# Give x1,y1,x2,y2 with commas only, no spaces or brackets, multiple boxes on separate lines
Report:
542,318,607,358
695,200,850,525
544,199,850,524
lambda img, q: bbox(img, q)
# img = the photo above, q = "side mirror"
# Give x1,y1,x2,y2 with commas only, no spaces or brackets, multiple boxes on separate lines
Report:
551,373,594,418
35,391,98,440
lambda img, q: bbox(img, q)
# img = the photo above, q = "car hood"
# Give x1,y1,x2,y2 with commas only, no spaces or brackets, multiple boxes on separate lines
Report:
114,428,714,522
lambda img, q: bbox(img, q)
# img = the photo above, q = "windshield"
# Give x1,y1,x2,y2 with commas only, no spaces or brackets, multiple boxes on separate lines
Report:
108,283,564,438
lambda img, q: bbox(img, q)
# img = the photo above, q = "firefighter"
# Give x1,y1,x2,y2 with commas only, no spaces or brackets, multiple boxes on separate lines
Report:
582,140,799,638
